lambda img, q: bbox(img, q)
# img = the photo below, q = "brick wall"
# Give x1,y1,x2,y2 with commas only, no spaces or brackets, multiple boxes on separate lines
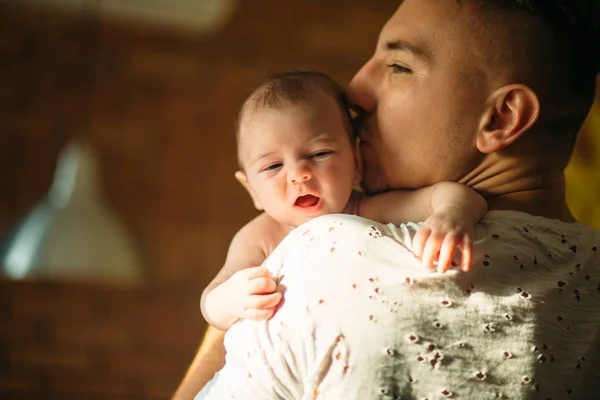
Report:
0,1,397,398
0,278,204,399
0,1,396,283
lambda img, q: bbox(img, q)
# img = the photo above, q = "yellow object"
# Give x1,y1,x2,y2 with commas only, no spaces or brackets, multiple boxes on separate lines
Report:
565,80,600,229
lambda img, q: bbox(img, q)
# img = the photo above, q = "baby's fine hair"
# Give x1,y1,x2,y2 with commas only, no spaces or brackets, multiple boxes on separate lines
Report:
236,70,353,142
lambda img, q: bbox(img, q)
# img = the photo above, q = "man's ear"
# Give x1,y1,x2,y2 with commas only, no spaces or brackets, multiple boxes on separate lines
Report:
352,136,363,186
477,84,540,154
234,170,263,210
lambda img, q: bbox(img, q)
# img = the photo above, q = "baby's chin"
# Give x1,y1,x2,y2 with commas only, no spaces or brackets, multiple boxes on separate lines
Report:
290,213,332,231
288,209,332,229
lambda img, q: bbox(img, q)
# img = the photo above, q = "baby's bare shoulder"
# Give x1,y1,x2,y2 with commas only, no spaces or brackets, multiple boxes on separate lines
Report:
234,213,287,255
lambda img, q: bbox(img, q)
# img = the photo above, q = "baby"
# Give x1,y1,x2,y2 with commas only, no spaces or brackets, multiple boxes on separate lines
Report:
201,70,487,331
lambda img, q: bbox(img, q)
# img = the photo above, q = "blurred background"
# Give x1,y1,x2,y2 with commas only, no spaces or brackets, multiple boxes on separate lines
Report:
0,0,598,399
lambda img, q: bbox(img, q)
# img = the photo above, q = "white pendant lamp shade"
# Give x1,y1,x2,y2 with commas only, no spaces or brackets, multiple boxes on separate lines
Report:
1,140,144,283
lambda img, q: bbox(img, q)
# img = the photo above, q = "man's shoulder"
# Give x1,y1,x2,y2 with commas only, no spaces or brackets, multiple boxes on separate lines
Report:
469,210,600,281
482,210,599,234
289,213,417,241
264,213,420,276
479,210,600,250
294,213,380,232
282,214,418,255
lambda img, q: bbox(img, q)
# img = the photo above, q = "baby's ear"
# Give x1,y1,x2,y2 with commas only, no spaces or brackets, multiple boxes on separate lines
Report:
234,170,263,210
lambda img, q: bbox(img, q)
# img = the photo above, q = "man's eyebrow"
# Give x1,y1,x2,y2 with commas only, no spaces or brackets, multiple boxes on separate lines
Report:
383,39,430,61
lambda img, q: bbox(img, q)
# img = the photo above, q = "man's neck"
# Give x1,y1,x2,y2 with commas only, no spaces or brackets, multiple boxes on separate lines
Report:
486,188,575,222
459,153,575,222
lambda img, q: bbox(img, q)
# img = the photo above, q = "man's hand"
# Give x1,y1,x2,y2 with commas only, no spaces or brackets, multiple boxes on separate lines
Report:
214,266,283,324
411,206,474,273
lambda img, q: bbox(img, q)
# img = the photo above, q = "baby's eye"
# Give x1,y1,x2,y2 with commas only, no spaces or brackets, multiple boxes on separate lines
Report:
262,162,283,172
386,63,412,74
310,151,332,159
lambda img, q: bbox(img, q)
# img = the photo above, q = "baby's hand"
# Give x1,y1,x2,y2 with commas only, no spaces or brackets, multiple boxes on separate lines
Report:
222,266,283,321
412,207,474,273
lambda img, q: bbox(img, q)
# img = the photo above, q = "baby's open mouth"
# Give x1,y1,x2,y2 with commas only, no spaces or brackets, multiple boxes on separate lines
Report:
295,194,320,208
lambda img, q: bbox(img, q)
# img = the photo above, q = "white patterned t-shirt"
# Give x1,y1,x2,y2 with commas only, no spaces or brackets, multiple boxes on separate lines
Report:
196,211,600,400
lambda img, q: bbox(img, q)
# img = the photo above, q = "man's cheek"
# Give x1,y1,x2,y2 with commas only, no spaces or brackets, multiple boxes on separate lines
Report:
358,149,373,179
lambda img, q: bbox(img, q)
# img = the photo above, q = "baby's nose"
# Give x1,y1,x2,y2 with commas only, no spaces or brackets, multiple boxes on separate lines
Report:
288,164,312,184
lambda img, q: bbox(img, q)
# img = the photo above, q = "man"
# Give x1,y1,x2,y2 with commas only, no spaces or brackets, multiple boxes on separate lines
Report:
175,0,600,398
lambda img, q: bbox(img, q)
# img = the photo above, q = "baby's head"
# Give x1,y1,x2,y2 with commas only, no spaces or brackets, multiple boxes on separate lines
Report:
235,70,362,228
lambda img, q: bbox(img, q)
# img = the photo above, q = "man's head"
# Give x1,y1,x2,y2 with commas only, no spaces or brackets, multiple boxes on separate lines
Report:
348,0,599,195
235,71,361,227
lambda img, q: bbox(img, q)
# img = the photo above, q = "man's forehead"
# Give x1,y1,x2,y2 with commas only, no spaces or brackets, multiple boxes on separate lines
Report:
379,0,467,47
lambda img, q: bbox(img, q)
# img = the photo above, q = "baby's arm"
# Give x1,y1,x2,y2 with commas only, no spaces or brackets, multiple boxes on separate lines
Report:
359,182,487,272
200,217,283,331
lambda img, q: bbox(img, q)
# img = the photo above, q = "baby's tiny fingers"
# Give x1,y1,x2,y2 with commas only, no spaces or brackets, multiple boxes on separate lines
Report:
243,307,275,321
412,227,432,259
239,266,272,279
461,234,473,272
244,292,282,313
248,277,278,295
422,233,443,269
437,234,459,273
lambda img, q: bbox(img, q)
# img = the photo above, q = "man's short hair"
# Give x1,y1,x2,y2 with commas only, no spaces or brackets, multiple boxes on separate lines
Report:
236,70,354,142
494,0,598,92
463,0,599,142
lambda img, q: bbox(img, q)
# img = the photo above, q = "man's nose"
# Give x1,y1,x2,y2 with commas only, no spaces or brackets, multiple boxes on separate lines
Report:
288,162,312,184
347,60,377,116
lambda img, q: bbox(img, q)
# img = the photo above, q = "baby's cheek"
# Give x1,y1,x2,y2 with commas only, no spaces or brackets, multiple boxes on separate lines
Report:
327,181,354,210
325,195,349,215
